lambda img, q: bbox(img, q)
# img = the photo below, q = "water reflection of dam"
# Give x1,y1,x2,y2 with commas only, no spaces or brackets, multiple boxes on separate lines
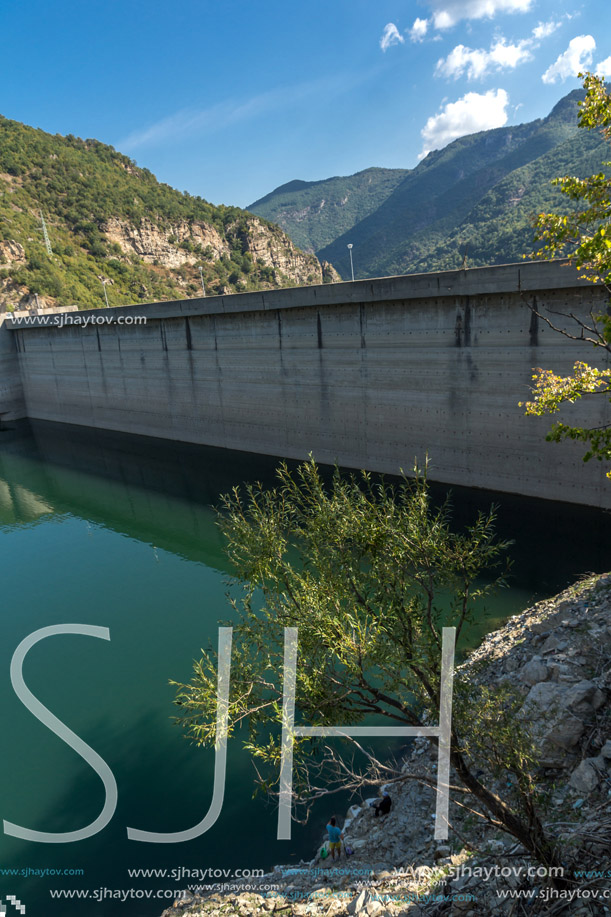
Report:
1,419,610,595
0,420,308,569
0,421,236,568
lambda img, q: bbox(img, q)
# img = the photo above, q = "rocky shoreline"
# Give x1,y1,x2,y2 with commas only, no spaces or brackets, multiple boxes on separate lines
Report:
161,573,611,917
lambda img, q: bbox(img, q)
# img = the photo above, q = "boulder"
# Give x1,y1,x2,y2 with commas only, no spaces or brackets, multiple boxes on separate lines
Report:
569,759,601,793
351,839,368,851
348,890,371,915
520,683,585,764
518,656,548,686
434,845,451,859
540,634,567,654
504,655,520,673
565,680,606,713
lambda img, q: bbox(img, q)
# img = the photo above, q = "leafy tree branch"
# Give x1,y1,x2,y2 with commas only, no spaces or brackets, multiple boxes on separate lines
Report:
523,72,611,473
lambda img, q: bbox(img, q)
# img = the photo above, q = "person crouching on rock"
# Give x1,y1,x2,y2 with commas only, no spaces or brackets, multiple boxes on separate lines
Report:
373,792,391,817
326,816,343,860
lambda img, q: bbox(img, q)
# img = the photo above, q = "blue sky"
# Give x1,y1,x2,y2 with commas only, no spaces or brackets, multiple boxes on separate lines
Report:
2,0,610,208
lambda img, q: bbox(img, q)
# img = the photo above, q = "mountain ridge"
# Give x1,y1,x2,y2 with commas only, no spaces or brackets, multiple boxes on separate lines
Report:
249,89,608,279
249,166,409,256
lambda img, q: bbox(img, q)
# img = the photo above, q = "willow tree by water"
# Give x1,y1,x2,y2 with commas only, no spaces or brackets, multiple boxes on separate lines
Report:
174,459,564,871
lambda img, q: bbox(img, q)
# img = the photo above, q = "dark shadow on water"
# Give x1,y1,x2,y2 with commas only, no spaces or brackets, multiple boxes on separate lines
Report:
0,418,608,595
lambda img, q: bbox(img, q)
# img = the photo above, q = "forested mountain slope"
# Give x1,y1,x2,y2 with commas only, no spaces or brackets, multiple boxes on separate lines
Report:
249,90,608,279
0,117,336,312
249,167,409,255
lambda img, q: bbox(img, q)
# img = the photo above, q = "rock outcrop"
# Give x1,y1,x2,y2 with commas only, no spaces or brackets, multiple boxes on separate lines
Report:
101,215,331,286
235,217,327,285
102,218,230,268
0,240,26,264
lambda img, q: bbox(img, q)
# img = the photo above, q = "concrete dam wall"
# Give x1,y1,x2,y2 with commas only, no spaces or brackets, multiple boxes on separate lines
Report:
3,261,610,508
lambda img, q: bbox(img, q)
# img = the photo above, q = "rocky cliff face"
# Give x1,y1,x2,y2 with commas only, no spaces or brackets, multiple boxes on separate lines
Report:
102,214,337,287
102,217,230,268
239,217,322,284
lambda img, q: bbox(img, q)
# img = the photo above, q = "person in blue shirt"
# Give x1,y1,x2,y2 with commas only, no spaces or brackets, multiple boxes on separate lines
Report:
326,816,343,860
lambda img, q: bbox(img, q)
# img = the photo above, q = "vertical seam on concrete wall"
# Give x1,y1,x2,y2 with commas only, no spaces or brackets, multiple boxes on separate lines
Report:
464,296,471,347
529,296,539,346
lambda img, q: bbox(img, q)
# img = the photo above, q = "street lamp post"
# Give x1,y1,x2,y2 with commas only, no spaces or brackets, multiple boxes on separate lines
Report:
347,243,354,282
199,266,206,297
100,279,109,308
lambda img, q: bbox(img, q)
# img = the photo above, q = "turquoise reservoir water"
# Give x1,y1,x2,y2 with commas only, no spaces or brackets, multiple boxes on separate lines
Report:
0,420,609,917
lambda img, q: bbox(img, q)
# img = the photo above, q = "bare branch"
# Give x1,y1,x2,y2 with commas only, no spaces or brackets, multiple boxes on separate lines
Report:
519,290,610,351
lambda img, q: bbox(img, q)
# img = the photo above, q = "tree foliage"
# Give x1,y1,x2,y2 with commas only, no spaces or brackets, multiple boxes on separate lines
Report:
532,74,611,285
523,73,611,474
174,459,564,871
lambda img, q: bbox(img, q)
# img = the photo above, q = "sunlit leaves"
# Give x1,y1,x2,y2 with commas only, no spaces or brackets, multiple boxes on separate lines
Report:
521,362,611,414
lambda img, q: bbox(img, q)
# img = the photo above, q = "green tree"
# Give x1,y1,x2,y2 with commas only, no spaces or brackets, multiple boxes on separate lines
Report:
523,72,611,474
174,459,565,872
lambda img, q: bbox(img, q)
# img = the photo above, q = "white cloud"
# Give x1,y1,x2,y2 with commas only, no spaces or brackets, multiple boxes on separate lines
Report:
420,88,509,156
491,38,532,68
405,2,540,43
596,56,611,78
541,34,596,84
433,10,455,29
532,20,561,40
436,45,488,79
436,38,532,79
426,0,532,30
409,18,429,42
380,22,405,52
435,20,559,81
